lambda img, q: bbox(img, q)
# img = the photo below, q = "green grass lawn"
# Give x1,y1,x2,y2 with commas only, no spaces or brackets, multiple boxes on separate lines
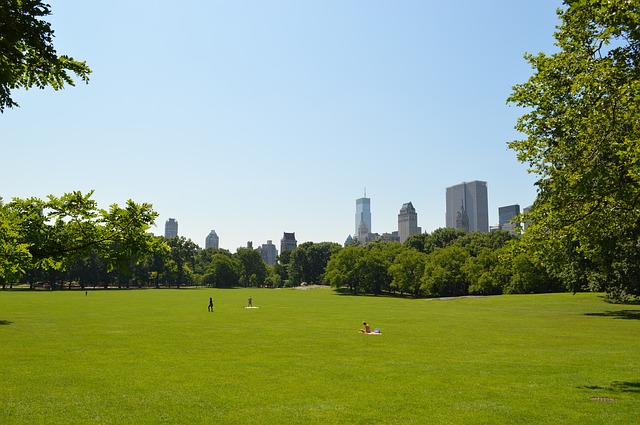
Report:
1,288,638,424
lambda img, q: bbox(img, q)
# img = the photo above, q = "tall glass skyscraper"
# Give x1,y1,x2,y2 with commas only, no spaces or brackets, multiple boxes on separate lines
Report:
355,192,371,236
445,181,489,232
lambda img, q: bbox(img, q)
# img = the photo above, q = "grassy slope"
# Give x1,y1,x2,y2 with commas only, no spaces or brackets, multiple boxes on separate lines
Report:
1,288,638,424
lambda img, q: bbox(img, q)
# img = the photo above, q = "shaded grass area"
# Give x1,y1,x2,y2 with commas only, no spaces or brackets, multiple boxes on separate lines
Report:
1,289,639,424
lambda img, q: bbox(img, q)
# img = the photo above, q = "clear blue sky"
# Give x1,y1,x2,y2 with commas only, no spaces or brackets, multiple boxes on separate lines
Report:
2,1,562,252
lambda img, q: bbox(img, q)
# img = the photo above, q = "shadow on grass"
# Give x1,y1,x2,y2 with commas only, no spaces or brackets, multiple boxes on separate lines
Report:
331,287,418,299
584,310,640,320
581,381,640,393
598,295,640,305
0,320,13,325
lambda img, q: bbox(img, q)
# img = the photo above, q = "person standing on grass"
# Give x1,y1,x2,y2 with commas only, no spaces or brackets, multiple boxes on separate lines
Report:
208,297,214,312
248,296,253,307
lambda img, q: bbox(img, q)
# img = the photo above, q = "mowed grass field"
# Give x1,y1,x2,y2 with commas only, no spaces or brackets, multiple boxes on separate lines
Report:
1,288,639,424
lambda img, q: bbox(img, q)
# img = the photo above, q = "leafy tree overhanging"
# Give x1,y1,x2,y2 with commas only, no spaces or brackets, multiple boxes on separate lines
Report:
0,0,91,112
507,0,640,296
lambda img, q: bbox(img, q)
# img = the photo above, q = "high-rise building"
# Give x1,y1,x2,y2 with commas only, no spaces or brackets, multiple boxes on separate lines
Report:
164,218,178,238
259,240,278,266
355,191,371,236
398,202,421,243
445,181,489,232
205,230,219,249
498,204,521,234
280,232,297,253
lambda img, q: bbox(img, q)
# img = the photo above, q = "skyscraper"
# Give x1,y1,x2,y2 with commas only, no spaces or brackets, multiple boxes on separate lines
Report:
355,191,371,236
499,204,521,234
445,181,489,232
205,230,219,249
259,240,278,266
164,218,178,238
398,202,420,243
280,232,297,253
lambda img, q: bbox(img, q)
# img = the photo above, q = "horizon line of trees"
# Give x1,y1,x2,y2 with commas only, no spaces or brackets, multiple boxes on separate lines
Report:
0,191,567,299
325,228,562,298
0,191,636,303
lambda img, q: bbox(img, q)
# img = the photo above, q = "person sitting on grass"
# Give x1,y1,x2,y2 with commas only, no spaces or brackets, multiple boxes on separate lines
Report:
360,321,371,333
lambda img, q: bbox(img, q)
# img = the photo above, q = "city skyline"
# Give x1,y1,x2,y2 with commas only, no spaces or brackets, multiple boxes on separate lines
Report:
2,1,557,252
169,186,525,251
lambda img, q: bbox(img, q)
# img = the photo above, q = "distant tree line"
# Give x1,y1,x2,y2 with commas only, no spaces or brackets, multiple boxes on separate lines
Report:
324,228,561,297
0,191,633,302
0,192,560,297
0,192,343,290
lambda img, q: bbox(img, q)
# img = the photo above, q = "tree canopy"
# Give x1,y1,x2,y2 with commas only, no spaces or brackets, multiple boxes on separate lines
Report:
0,0,91,111
0,191,163,287
508,0,640,298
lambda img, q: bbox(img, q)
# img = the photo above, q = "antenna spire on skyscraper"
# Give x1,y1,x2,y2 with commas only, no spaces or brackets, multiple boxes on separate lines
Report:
364,187,367,198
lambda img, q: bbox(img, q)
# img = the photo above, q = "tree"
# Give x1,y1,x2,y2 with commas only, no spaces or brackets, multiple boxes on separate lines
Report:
508,1,640,298
325,242,401,295
0,1,91,112
421,246,470,297
165,237,199,287
194,247,232,274
273,249,293,285
67,250,109,289
325,246,364,294
428,228,466,252
2,191,164,287
500,242,561,294
454,230,515,257
203,254,240,288
389,247,427,296
356,249,389,295
403,233,429,252
234,248,267,287
288,242,312,285
139,242,166,288
0,198,31,288
463,248,504,295
405,228,466,255
360,241,403,294
264,266,283,288
288,241,341,285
